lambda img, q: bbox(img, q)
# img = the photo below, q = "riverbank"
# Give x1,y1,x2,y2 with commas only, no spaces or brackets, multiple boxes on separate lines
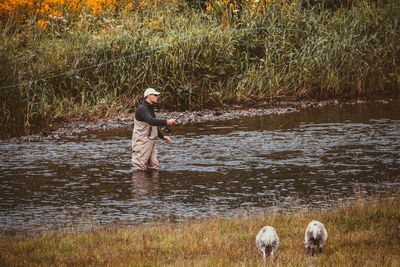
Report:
5,98,393,142
0,193,398,266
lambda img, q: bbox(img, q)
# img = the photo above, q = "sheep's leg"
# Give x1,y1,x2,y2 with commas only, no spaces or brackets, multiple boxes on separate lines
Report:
318,246,323,254
262,250,266,263
311,246,315,256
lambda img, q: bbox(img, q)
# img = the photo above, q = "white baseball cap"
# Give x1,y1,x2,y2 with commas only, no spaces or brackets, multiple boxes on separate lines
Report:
144,88,160,97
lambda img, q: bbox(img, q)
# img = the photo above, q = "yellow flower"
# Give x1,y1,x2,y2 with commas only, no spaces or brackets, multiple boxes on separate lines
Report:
139,0,147,9
1,0,125,22
37,19,48,31
291,2,296,7
150,20,159,29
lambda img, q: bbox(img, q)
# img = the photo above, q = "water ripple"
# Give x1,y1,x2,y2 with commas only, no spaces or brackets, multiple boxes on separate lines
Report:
0,102,400,233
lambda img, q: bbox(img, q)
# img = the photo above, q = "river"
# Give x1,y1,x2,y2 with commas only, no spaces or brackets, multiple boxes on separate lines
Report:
0,100,399,234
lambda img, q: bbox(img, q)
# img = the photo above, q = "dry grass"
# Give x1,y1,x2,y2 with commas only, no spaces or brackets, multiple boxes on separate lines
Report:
0,195,399,266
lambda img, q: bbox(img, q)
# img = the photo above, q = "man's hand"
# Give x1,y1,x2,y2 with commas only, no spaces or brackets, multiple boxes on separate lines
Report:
163,136,171,142
166,119,176,126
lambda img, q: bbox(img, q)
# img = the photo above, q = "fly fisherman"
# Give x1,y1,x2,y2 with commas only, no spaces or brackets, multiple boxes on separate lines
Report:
132,88,176,170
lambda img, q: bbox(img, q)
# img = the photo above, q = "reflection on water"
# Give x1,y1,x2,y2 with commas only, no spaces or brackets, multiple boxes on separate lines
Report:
0,101,400,234
132,170,160,198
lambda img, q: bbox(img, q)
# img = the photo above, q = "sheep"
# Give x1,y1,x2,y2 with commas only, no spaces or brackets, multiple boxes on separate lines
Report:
304,220,328,256
256,226,279,263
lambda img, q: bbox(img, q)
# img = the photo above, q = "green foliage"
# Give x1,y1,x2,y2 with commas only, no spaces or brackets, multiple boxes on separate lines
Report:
0,0,399,128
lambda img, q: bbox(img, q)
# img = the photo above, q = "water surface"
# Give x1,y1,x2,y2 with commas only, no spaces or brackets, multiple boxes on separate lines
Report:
1,101,399,234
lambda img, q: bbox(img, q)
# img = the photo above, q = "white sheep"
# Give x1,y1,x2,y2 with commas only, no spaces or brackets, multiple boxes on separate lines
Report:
256,226,279,263
304,220,328,255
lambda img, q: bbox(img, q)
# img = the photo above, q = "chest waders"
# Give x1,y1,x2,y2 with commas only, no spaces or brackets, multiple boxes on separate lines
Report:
131,119,159,170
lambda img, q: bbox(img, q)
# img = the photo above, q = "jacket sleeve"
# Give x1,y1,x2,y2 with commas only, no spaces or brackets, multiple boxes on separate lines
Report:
136,105,167,126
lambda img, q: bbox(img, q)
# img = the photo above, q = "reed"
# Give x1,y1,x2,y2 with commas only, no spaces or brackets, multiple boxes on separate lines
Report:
0,194,398,266
0,0,399,128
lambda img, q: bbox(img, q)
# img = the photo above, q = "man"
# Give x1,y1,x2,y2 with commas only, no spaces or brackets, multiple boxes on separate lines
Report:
132,88,175,170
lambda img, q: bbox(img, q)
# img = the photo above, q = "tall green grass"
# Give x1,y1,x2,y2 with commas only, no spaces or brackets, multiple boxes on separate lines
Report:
0,0,399,127
0,195,399,266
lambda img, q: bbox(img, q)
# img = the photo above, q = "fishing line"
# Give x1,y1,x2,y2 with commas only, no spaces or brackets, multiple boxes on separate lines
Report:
0,26,315,90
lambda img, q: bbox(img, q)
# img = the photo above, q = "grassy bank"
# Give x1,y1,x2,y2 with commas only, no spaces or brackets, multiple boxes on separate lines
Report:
0,195,399,266
1,0,399,127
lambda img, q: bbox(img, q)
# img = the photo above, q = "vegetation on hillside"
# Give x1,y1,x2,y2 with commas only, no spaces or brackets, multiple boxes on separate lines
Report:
0,0,399,127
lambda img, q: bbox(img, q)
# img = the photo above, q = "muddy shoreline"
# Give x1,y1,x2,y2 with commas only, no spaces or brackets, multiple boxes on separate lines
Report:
6,99,392,142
